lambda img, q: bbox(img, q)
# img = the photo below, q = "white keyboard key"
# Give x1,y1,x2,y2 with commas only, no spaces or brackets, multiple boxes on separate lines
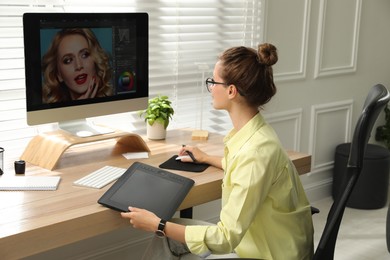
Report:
73,166,126,189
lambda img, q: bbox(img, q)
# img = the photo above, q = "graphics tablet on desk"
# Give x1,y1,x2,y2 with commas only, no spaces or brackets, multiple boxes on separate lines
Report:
98,162,195,220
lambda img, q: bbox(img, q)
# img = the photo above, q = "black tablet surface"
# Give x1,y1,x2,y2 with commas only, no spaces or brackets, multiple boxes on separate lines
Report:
98,162,195,220
159,155,209,172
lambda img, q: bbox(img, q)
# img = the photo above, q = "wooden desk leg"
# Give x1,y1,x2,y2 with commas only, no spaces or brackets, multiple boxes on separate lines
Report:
180,207,193,219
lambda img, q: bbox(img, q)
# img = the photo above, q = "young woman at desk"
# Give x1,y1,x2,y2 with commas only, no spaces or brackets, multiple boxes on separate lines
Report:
121,43,314,259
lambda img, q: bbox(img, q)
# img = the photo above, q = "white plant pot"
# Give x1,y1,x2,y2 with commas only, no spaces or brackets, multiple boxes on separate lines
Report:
146,122,167,140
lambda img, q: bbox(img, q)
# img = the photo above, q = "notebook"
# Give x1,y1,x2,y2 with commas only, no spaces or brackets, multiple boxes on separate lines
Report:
98,162,195,220
0,176,61,191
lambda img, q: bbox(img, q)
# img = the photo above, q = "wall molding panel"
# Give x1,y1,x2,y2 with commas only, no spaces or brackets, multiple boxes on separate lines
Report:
263,0,311,82
314,0,362,78
265,108,303,151
309,100,353,174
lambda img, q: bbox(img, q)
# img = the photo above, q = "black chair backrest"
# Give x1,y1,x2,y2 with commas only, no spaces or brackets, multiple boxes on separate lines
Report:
313,84,390,260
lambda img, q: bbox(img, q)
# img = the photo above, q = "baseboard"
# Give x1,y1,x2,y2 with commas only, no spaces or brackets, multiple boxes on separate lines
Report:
305,177,333,203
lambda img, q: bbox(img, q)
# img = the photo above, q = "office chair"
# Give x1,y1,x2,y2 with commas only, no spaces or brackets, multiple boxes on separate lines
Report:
217,84,390,260
313,83,390,260
387,204,390,253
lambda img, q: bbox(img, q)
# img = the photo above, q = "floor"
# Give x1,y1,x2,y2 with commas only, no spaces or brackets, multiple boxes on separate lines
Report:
312,197,390,259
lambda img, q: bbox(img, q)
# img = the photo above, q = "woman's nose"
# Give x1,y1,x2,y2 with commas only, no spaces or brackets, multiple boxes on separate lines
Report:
75,58,83,71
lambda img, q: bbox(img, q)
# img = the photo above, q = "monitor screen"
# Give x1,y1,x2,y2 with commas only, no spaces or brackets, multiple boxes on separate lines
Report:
23,13,148,137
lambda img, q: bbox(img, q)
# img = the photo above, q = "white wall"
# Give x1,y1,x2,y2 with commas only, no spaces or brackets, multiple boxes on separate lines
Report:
264,0,390,201
25,1,390,259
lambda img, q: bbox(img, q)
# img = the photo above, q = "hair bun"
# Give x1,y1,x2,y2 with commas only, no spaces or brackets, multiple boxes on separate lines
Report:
257,43,278,66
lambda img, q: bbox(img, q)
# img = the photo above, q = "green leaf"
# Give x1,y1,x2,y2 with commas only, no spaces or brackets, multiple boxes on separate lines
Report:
138,95,174,128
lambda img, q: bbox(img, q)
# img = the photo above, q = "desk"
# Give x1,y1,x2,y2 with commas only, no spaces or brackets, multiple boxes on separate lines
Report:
0,129,311,259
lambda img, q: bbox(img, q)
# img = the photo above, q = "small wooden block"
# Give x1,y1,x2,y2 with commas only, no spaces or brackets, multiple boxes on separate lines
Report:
191,130,209,140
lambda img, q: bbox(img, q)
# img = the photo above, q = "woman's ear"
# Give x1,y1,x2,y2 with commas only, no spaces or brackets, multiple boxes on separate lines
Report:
57,72,63,82
228,84,238,97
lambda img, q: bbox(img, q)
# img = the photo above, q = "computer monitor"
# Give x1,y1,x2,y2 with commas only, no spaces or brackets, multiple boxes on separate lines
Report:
23,12,149,137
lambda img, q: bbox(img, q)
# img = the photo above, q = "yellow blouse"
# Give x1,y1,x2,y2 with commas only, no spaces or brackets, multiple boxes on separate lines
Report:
185,113,314,259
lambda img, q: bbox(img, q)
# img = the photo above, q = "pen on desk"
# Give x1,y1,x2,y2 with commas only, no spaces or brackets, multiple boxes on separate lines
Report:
182,144,197,163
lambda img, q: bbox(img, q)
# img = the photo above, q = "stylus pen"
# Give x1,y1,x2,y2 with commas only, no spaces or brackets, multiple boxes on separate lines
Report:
186,151,197,163
182,144,197,163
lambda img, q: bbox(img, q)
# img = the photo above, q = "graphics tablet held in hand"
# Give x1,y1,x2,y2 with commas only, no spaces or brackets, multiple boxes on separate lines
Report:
98,162,195,220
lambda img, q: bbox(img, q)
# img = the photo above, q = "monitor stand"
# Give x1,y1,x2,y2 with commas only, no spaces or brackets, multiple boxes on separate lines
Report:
20,127,150,170
59,119,114,137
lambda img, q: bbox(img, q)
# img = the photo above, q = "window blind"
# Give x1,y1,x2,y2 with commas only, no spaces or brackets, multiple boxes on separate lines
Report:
0,0,263,170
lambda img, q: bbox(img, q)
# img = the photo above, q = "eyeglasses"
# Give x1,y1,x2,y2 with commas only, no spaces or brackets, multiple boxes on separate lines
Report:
205,77,228,92
205,77,245,96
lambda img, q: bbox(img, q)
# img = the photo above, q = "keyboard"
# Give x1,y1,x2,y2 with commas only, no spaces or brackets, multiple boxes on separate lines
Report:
73,166,127,189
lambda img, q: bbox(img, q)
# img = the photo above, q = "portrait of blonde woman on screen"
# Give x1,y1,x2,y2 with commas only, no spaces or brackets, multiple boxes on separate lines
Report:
41,28,113,103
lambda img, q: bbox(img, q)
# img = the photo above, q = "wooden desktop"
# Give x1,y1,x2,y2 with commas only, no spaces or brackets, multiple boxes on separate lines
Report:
0,128,311,259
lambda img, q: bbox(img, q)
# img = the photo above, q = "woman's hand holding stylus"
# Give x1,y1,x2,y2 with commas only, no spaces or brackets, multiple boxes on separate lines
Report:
180,144,223,169
179,145,207,164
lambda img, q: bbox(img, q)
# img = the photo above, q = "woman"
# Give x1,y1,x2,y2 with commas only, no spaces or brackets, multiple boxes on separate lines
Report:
121,43,314,259
41,28,113,103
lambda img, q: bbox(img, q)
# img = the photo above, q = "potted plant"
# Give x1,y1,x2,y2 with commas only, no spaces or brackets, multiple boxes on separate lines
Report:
139,95,174,140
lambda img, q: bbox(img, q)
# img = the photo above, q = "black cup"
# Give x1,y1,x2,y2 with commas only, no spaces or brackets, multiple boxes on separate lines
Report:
14,160,26,174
